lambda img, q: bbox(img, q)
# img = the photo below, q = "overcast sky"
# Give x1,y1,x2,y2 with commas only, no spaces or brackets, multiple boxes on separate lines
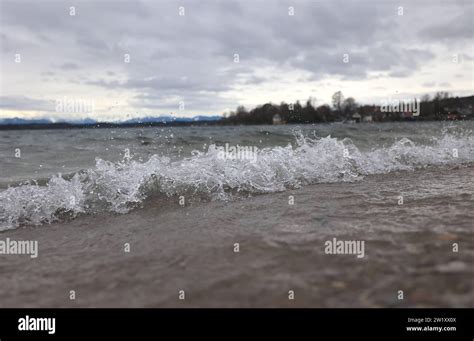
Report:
1,0,473,121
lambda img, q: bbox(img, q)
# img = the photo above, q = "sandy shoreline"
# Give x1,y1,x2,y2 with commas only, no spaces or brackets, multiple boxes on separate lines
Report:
0,167,473,308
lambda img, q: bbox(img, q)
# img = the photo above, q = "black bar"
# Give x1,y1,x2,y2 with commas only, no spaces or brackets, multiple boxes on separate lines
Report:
0,308,472,340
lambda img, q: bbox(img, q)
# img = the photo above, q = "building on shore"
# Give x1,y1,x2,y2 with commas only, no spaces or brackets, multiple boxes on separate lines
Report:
352,112,361,123
272,114,284,125
362,115,373,122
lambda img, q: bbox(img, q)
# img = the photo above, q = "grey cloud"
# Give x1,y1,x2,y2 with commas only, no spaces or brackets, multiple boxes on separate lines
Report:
0,96,55,111
130,92,236,113
1,0,472,116
59,62,80,70
419,9,474,42
439,82,451,88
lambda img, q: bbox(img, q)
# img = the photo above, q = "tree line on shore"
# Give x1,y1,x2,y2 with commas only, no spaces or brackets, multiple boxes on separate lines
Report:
220,91,473,125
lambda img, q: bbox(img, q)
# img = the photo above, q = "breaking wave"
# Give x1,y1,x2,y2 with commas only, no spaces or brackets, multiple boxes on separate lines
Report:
1,131,473,230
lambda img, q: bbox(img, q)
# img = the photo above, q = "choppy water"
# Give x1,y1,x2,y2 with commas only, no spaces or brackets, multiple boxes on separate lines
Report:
0,121,473,308
0,121,473,231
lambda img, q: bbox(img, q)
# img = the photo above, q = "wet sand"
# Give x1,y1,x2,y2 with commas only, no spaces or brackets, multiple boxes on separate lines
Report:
0,166,472,307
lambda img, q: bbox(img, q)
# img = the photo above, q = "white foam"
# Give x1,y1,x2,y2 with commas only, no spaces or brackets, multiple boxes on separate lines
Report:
1,131,472,230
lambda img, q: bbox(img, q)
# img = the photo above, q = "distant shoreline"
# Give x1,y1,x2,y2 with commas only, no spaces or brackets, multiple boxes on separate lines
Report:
2,94,472,130
0,120,223,130
0,117,472,130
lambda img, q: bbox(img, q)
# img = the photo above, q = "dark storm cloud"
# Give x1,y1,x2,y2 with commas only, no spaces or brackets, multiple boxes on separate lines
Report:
1,0,471,115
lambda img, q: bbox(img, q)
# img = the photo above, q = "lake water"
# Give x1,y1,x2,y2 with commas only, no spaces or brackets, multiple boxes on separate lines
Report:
0,121,472,307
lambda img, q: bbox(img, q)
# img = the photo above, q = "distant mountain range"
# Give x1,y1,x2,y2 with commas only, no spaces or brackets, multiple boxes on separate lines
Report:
122,115,222,124
0,118,54,125
0,115,223,125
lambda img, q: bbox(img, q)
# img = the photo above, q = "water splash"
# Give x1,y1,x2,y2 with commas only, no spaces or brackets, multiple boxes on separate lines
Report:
1,131,472,230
